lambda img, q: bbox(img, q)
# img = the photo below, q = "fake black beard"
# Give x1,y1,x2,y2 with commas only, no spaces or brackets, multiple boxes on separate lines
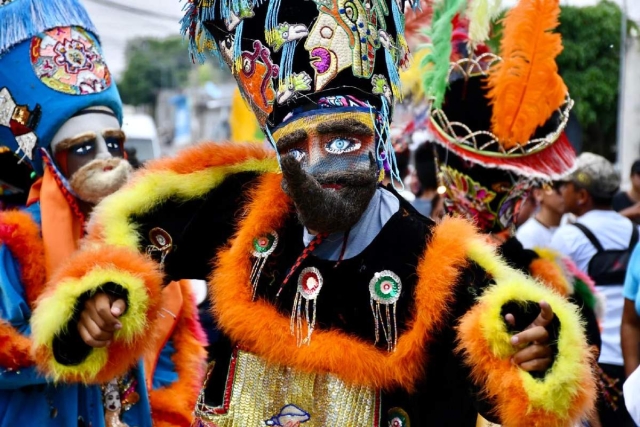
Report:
280,154,379,234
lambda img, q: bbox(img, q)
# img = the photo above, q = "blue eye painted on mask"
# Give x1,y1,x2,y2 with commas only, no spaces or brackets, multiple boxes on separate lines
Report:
289,148,306,162
73,141,96,156
325,138,361,154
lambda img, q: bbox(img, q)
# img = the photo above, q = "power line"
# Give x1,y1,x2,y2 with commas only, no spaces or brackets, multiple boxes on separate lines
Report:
84,0,183,22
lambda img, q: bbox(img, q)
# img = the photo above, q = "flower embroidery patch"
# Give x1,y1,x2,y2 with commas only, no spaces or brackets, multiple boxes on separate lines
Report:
30,26,112,95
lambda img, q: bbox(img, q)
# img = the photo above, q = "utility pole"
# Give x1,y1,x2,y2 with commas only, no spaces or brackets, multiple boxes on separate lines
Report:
616,0,627,168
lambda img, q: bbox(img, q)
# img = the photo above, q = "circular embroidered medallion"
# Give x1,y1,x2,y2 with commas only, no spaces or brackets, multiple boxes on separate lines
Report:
30,26,112,95
388,407,410,427
369,270,402,304
149,227,172,251
297,267,323,300
252,231,278,258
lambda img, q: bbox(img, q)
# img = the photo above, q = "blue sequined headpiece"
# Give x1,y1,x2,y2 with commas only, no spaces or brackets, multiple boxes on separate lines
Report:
0,0,122,175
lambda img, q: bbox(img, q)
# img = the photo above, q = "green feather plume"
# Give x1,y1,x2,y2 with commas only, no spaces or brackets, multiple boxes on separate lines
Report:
421,0,466,108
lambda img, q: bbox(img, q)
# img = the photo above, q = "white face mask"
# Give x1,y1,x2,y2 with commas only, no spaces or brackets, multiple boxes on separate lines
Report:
51,107,132,204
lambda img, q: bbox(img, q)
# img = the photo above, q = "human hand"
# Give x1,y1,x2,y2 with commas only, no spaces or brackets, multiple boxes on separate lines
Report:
77,293,127,348
505,301,554,372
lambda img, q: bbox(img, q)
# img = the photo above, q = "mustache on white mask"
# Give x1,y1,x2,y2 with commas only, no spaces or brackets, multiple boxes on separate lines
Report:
69,157,133,205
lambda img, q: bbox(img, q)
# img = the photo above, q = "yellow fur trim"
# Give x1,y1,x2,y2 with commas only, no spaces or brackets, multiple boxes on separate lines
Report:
464,238,594,416
92,157,278,250
31,268,150,381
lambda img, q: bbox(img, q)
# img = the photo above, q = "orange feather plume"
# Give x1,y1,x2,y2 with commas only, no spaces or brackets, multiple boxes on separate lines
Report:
487,0,567,149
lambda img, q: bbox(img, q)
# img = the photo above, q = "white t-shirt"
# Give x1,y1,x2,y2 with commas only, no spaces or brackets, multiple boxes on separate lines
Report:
624,364,640,425
516,217,557,249
550,210,638,366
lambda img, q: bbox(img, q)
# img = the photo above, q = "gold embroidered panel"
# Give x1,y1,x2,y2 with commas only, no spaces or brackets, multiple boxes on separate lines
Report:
193,350,381,427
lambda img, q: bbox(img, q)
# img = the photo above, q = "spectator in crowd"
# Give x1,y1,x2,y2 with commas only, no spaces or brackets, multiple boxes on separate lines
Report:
622,243,640,378
411,142,439,217
551,152,638,427
517,183,565,249
613,159,640,224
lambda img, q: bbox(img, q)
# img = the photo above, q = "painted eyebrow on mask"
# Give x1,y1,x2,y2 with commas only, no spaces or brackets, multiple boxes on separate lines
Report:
54,131,98,153
317,119,374,137
277,129,309,151
103,129,126,141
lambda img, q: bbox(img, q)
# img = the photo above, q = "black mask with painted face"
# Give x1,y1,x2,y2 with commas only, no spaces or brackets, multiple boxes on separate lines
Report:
280,153,379,234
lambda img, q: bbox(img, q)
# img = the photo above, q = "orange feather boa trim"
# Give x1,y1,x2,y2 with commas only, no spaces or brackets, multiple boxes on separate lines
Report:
528,257,570,296
33,246,164,383
0,321,34,370
149,280,208,427
0,210,47,309
211,172,476,392
0,210,46,369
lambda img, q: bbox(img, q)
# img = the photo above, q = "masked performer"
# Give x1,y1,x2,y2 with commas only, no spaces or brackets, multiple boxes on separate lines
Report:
0,1,206,425
405,3,605,425
409,0,604,343
31,1,595,426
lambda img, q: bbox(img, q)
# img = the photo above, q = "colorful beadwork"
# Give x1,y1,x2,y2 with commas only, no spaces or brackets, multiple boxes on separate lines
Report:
439,164,498,231
30,27,112,96
369,270,402,352
388,407,410,427
265,404,311,426
276,71,312,104
250,231,279,300
291,267,323,346
237,40,278,126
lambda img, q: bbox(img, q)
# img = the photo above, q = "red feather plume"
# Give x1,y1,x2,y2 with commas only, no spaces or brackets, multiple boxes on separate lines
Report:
487,0,567,149
404,0,434,48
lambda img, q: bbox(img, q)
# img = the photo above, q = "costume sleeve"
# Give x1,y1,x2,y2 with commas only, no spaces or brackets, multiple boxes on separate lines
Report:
30,142,276,384
456,237,597,427
0,211,50,389
148,281,207,427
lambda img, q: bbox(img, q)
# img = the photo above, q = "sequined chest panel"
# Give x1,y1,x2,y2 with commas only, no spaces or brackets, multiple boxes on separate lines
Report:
193,349,382,427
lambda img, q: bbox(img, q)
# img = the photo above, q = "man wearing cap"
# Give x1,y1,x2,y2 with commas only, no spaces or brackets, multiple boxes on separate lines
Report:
30,0,595,425
551,152,639,426
0,1,205,425
613,159,640,224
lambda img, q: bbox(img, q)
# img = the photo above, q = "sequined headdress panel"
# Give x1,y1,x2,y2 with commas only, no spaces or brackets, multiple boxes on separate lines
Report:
0,0,122,175
183,0,420,129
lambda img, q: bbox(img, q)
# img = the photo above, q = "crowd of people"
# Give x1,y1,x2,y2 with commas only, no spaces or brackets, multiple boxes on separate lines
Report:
0,0,638,426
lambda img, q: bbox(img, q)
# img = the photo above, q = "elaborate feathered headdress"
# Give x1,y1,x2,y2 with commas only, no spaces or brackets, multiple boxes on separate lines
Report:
423,0,575,180
415,0,576,232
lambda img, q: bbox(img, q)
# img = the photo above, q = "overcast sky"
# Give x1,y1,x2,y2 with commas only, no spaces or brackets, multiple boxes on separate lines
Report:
84,0,640,77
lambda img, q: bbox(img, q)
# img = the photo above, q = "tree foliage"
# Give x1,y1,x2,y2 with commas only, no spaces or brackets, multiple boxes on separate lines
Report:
117,36,194,106
556,0,625,159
